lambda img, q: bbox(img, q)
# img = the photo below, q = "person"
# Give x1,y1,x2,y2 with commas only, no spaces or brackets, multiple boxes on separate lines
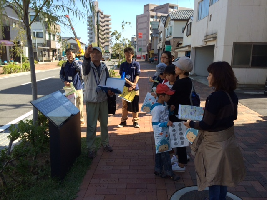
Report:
167,56,194,172
160,51,172,66
118,47,141,128
151,83,179,181
60,48,84,125
184,61,246,200
149,63,167,89
82,44,113,159
164,65,177,89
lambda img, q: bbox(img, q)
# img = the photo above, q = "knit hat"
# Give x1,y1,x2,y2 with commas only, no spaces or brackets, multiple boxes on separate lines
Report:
154,63,167,77
172,56,193,72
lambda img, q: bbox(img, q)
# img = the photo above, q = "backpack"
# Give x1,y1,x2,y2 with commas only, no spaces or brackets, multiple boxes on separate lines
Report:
190,81,200,107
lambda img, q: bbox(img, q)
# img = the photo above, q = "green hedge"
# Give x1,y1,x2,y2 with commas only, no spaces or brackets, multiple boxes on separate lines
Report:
3,62,30,74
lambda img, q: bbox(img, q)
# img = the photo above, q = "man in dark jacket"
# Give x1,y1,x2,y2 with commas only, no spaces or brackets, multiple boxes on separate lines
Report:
60,48,84,124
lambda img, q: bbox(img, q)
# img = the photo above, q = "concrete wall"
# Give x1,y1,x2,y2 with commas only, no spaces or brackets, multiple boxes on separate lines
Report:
194,45,214,76
191,0,267,84
224,0,267,84
173,21,187,38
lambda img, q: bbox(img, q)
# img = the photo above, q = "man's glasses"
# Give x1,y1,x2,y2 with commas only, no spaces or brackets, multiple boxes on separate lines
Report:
161,57,168,59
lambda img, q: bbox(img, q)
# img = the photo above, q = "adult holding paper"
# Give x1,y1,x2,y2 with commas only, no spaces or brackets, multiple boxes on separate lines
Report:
83,44,113,159
184,62,245,200
118,47,141,128
168,56,194,172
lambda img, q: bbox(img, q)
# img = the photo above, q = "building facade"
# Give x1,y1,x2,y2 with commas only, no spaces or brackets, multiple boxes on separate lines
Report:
0,5,25,63
87,1,111,52
29,8,62,62
136,3,179,59
191,0,267,85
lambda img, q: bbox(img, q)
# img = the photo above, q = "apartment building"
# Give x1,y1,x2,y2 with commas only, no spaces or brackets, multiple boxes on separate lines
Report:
136,3,193,59
191,0,267,85
87,1,111,51
0,5,25,63
29,9,62,62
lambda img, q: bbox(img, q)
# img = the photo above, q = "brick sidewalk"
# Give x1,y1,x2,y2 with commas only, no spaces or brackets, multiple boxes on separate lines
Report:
76,61,267,200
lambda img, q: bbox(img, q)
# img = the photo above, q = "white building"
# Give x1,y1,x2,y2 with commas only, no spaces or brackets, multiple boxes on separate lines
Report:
175,16,193,58
191,0,267,85
164,10,194,58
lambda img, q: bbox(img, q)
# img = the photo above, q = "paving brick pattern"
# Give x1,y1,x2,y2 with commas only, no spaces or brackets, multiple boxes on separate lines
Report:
74,61,267,200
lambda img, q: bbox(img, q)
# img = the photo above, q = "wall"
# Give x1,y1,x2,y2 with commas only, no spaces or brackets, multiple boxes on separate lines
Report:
224,0,267,84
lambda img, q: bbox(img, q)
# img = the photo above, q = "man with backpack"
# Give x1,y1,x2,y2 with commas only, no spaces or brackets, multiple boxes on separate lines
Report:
60,48,84,125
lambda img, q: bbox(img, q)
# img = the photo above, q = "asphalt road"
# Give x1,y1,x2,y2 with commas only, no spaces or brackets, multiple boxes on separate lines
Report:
0,68,62,126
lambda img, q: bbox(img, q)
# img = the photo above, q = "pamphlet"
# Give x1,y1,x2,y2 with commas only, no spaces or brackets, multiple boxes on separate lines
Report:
118,86,136,102
98,78,125,94
178,104,204,121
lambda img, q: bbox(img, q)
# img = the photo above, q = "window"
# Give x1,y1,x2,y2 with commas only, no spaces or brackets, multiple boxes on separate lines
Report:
53,34,55,41
210,0,219,6
48,33,51,40
30,15,40,22
186,22,192,37
232,43,267,67
198,0,209,21
33,32,43,38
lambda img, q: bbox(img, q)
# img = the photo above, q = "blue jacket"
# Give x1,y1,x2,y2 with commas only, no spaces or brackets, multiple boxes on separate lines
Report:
60,60,83,90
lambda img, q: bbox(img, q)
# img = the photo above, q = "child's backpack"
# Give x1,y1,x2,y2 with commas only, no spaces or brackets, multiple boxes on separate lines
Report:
190,81,200,107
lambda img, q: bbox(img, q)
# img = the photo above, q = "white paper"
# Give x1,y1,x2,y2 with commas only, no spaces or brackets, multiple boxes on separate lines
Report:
178,104,204,121
169,122,189,148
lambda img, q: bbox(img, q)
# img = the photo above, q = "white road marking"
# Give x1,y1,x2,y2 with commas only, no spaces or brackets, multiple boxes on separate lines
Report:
0,110,33,132
20,76,55,85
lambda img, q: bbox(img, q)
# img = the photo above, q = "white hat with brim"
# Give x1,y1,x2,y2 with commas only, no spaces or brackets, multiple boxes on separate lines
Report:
172,56,193,72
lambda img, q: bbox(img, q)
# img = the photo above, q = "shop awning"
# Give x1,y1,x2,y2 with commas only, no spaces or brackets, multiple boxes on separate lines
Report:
0,40,14,46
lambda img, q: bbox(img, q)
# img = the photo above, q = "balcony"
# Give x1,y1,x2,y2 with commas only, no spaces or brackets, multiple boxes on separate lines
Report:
46,40,56,48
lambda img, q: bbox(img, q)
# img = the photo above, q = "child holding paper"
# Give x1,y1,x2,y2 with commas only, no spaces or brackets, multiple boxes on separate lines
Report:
118,47,141,128
151,84,179,181
168,56,194,172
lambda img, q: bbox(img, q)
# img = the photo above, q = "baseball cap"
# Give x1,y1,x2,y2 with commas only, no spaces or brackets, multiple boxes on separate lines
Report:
156,84,175,95
92,47,102,53
154,63,167,77
172,56,193,72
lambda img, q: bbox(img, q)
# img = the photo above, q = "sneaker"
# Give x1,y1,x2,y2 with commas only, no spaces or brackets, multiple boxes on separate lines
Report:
172,163,186,172
118,121,126,128
88,150,96,159
171,155,178,164
103,145,113,152
133,122,140,128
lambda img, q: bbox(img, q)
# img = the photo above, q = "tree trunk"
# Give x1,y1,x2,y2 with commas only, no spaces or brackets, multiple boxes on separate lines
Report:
24,4,38,124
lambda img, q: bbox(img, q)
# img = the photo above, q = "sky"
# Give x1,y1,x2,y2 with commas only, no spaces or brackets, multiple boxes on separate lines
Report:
60,0,194,44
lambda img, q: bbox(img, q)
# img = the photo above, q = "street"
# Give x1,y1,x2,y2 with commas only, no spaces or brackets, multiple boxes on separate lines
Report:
0,68,62,127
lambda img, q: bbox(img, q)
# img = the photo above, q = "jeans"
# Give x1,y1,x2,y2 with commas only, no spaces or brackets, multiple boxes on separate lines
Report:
209,185,227,200
154,151,173,176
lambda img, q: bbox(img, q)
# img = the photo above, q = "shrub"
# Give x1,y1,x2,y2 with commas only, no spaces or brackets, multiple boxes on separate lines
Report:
34,60,38,64
58,60,66,67
2,62,31,74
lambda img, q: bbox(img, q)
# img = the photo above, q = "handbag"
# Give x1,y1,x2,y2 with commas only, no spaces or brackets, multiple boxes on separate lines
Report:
108,95,116,115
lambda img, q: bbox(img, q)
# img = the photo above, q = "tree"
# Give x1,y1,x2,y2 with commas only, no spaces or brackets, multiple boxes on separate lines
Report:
0,0,94,124
111,21,133,65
